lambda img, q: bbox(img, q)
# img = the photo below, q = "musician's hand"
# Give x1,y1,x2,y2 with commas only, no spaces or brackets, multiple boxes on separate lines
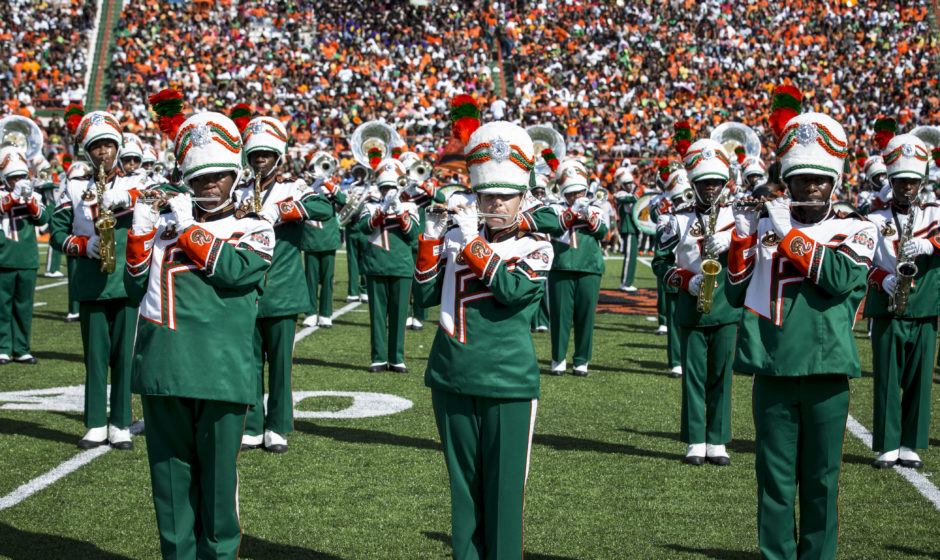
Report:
101,189,131,210
168,193,195,231
87,234,101,259
732,199,760,237
882,273,898,298
571,196,590,218
454,205,479,248
705,232,731,255
132,202,160,235
688,273,703,294
141,189,166,211
765,198,792,237
259,203,280,224
424,207,447,239
900,237,934,259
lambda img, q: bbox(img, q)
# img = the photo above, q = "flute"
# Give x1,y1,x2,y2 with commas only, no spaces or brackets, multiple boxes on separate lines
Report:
732,199,828,209
426,207,514,219
138,196,222,204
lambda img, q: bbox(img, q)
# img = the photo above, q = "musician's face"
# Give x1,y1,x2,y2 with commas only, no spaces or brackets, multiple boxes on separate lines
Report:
479,192,523,230
891,177,922,208
693,179,725,206
788,174,833,203
4,173,26,191
564,189,586,205
249,150,279,177
190,171,236,210
531,187,546,199
121,156,141,174
87,139,118,172
142,161,154,170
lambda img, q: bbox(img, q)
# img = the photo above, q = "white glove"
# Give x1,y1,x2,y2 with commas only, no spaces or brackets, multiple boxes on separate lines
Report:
388,198,402,216
168,193,195,231
454,206,479,248
733,205,759,237
259,203,280,224
87,234,100,259
688,273,703,294
765,198,792,237
882,274,899,298
900,237,934,259
131,202,160,235
571,196,590,218
101,189,131,210
876,182,892,203
12,179,30,202
705,233,731,255
424,209,447,239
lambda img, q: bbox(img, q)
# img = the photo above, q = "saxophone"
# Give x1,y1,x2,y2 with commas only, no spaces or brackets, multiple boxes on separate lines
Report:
94,165,117,274
889,206,918,316
252,170,263,214
697,204,722,313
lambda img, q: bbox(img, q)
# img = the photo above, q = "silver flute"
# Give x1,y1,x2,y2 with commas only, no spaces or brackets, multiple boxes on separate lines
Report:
426,207,514,219
137,195,221,204
733,199,828,209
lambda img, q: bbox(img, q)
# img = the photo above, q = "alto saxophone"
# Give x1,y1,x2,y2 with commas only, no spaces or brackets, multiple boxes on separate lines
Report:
252,170,263,214
697,204,722,313
94,165,117,274
889,206,918,316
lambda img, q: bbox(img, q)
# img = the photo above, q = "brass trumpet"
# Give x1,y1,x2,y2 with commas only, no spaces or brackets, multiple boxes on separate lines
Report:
94,166,117,274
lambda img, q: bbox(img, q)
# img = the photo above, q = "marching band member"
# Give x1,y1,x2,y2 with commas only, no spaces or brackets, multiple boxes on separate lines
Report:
0,147,50,364
726,98,875,559
414,118,552,560
301,152,346,328
140,143,158,175
741,157,767,191
61,160,91,322
529,173,551,333
652,136,740,466
31,155,65,279
235,116,335,453
356,158,419,373
49,106,144,450
118,133,145,176
548,159,609,376
613,167,641,292
654,167,692,378
126,109,274,559
863,132,940,470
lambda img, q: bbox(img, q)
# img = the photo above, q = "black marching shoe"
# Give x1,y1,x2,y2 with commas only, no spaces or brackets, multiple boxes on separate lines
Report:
898,447,924,469
77,427,108,450
388,364,408,374
871,449,898,469
14,354,37,365
684,444,706,466
0,354,9,365
368,362,387,373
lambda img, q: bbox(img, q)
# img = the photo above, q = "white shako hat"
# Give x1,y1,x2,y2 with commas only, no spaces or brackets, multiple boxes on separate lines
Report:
242,116,288,156
882,133,930,180
0,146,31,182
464,121,535,194
666,167,692,202
374,158,407,188
141,144,158,165
173,112,243,186
614,167,634,185
741,156,766,180
397,151,422,170
776,112,848,184
682,138,731,183
119,133,144,160
531,173,550,190
555,159,590,195
67,160,92,180
74,111,124,159
864,155,887,181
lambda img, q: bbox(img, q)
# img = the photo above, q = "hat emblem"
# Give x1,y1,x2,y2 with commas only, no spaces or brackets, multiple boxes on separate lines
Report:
90,113,104,126
191,123,212,147
701,148,715,160
250,121,266,135
796,123,818,146
902,144,915,157
490,137,510,163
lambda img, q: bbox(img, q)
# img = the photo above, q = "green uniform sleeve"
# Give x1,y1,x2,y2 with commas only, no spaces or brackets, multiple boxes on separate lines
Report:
49,202,74,252
778,226,874,297
520,205,565,236
460,237,553,307
175,223,274,290
299,192,334,221
331,190,347,207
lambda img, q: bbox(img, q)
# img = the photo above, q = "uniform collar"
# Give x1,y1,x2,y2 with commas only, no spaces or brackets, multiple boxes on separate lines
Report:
196,200,237,223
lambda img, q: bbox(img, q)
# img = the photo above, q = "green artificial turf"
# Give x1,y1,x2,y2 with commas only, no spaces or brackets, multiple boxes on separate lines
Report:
0,249,937,559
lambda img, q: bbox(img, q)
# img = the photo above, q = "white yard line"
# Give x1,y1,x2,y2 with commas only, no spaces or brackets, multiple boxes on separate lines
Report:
35,280,68,291
33,302,46,308
0,420,145,512
293,300,361,345
845,416,940,511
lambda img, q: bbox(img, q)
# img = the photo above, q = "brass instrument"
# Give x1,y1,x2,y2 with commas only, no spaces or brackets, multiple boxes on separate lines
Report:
526,124,566,177
890,206,918,315
710,122,762,187
307,151,337,178
0,115,43,160
252,168,263,214
94,165,117,274
697,204,721,313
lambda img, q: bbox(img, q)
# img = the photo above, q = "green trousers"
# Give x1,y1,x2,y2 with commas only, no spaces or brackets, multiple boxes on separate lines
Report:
245,315,296,436
548,270,601,367
664,291,681,369
345,228,367,298
304,250,335,318
656,277,666,326
871,316,937,452
410,247,427,321
679,323,735,444
141,395,246,560
366,275,410,365
431,389,537,560
530,291,549,331
67,257,79,315
753,374,849,560
45,245,63,274
0,268,37,357
620,232,639,286
80,299,135,429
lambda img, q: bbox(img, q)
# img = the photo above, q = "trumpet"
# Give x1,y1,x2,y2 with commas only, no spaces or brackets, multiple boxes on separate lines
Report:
94,165,117,274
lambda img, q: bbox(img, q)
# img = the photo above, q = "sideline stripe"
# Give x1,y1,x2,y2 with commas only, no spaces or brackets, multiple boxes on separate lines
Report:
0,420,145,512
36,280,68,291
845,415,940,511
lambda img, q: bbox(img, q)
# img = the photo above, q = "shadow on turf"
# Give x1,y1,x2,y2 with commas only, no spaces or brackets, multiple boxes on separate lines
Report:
293,356,364,371
0,417,77,445
423,531,579,560
533,432,684,461
239,533,344,559
662,544,760,559
884,545,940,559
0,522,133,559
31,350,84,364
294,420,441,452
